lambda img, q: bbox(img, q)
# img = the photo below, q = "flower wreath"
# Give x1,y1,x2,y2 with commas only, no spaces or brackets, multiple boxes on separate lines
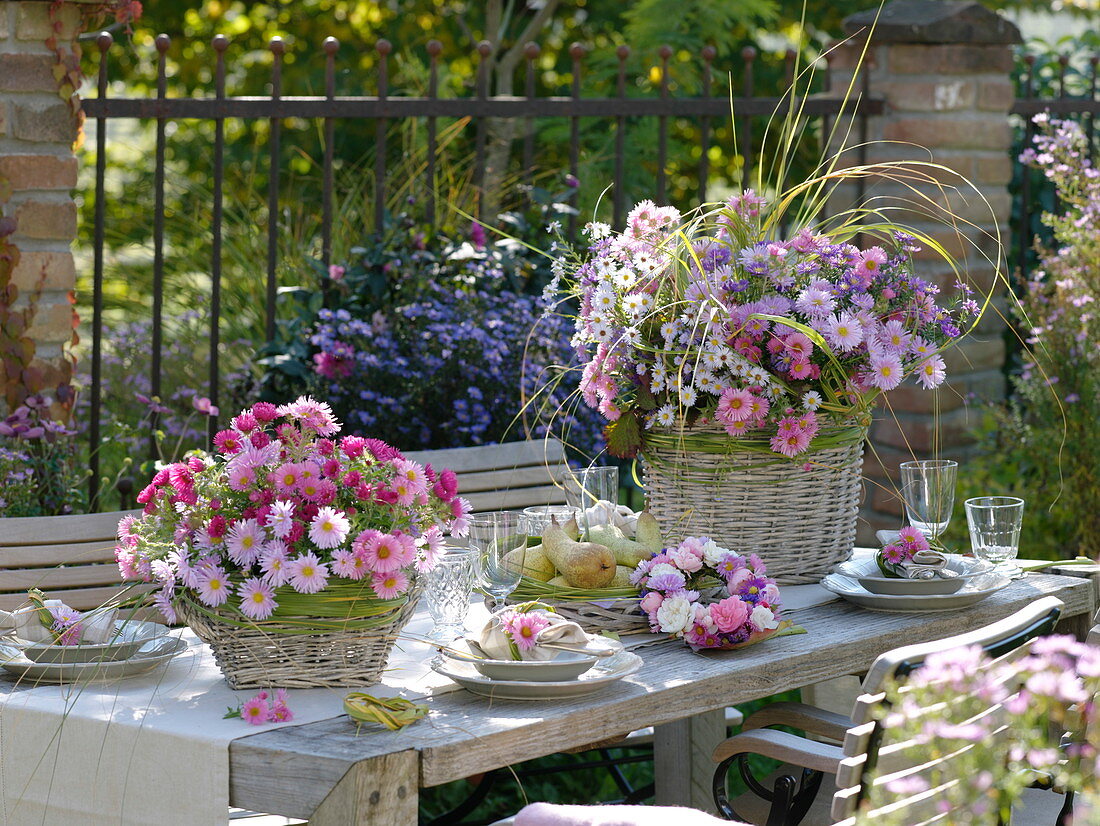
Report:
876,526,933,577
631,537,796,650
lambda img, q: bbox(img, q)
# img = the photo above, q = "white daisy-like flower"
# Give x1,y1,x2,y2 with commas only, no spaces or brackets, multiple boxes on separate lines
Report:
584,221,612,240
655,404,676,427
694,372,718,394
612,267,636,291
633,252,655,272
622,293,645,318
622,326,642,347
702,351,723,370
767,384,785,401
594,257,615,277
591,285,617,310
659,321,677,341
680,386,699,406
589,322,612,342
802,390,824,411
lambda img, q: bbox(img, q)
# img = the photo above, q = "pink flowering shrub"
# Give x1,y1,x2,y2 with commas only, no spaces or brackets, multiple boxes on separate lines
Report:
859,636,1100,823
551,194,976,458
116,396,470,623
631,536,790,650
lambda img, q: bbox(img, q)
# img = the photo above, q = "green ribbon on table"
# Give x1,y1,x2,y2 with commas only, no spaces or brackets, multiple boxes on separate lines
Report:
343,693,428,732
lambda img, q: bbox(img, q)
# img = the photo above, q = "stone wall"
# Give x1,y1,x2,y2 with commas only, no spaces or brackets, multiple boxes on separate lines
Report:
828,1,1020,543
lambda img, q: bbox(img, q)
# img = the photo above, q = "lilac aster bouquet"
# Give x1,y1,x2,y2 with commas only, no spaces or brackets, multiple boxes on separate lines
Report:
631,536,797,650
549,192,979,459
116,396,470,626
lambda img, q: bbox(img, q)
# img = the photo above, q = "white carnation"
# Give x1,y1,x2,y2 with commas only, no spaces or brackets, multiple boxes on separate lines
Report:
647,562,679,580
750,604,780,631
701,539,729,567
656,595,694,635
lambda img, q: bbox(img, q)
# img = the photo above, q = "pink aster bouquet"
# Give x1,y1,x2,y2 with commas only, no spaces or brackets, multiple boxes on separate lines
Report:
116,396,470,624
549,192,979,458
875,526,932,577
630,536,796,650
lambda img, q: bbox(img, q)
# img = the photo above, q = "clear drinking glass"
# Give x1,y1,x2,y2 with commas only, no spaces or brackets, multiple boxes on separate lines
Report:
899,459,959,541
422,546,476,642
467,511,529,609
564,465,620,511
521,505,579,537
965,496,1025,578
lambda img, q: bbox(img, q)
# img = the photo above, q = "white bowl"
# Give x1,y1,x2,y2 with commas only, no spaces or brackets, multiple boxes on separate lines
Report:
21,620,165,664
450,639,600,682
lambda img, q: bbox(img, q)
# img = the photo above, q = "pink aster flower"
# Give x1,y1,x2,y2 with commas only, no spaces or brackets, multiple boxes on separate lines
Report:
916,354,947,389
196,566,231,607
309,506,350,549
825,312,864,352
882,543,909,565
867,351,905,390
416,526,446,572
371,570,409,600
392,459,428,495
273,463,300,493
716,387,755,423
259,542,291,587
226,518,265,567
331,548,367,580
276,396,340,436
854,246,887,285
770,428,812,458
238,577,278,620
506,611,553,653
898,526,930,551
360,532,409,572
270,688,293,722
288,553,330,594
241,695,271,725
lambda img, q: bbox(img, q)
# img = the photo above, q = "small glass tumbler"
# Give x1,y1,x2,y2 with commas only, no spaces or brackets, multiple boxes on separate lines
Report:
522,505,580,537
965,496,1025,579
900,459,958,541
565,465,620,510
422,545,476,642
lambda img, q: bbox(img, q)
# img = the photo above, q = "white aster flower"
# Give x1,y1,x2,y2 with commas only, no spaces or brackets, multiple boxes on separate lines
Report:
655,404,676,427
612,268,637,291
802,390,824,411
680,386,698,406
585,221,612,240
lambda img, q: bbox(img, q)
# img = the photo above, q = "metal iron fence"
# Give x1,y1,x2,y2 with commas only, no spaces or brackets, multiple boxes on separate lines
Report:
81,33,884,508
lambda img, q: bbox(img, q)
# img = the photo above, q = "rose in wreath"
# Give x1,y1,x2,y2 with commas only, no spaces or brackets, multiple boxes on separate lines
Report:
631,536,795,650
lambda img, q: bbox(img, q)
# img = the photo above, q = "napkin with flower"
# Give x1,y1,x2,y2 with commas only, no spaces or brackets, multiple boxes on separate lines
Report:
478,601,598,661
0,589,117,646
876,528,949,579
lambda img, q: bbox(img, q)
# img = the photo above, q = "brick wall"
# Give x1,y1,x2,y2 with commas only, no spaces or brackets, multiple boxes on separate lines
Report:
829,1,1020,543
0,0,87,402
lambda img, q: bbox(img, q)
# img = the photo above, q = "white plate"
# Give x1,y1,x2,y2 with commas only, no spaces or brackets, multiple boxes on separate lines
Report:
21,620,167,664
432,649,643,700
835,555,995,596
456,639,602,682
820,571,1011,612
0,635,187,684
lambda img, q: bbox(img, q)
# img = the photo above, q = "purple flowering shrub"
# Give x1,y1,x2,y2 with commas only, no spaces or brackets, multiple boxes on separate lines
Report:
263,199,605,456
859,636,1100,823
986,116,1100,556
0,397,83,517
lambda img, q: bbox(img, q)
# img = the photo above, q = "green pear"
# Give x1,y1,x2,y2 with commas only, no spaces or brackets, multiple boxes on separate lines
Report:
503,545,556,582
547,575,570,588
634,510,664,553
588,523,654,568
608,565,636,589
542,521,616,589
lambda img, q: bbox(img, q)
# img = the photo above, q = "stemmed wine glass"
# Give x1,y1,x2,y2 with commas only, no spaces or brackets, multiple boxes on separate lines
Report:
466,511,529,610
899,460,959,545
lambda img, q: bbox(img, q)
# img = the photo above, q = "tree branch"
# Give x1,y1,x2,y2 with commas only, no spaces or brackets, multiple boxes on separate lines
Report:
499,0,562,75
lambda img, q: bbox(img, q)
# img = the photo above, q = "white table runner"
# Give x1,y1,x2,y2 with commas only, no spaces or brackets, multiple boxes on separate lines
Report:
0,603,490,826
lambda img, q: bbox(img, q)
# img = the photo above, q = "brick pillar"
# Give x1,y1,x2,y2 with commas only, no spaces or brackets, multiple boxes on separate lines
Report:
0,0,87,405
828,1,1021,543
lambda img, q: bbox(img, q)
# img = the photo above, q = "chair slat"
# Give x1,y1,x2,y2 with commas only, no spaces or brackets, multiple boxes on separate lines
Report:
0,541,118,569
403,439,565,473
0,563,130,591
0,510,138,546
464,486,569,513
451,466,569,494
0,584,152,612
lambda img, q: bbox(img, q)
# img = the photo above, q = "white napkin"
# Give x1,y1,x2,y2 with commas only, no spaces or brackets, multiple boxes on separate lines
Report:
902,549,950,580
477,608,591,661
0,601,117,645
579,500,639,534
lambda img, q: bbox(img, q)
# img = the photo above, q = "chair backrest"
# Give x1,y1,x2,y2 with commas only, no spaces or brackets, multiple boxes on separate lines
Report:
0,510,141,612
404,439,571,513
831,596,1065,825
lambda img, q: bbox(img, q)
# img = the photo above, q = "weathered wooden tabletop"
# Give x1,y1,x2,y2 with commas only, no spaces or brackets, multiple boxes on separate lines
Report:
228,573,1095,824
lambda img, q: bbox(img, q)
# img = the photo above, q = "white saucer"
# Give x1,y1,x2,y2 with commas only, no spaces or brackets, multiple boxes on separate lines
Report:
21,620,167,664
820,571,1011,613
0,636,187,684
432,649,643,700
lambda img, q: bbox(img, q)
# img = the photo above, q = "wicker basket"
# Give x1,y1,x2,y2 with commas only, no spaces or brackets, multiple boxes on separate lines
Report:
520,596,648,635
642,422,867,585
176,585,420,689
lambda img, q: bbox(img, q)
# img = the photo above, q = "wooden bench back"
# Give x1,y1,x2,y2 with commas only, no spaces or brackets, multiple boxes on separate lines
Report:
831,596,1065,824
0,510,141,612
404,439,571,514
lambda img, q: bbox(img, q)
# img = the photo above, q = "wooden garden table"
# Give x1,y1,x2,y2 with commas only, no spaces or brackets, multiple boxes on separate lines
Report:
228,573,1095,824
